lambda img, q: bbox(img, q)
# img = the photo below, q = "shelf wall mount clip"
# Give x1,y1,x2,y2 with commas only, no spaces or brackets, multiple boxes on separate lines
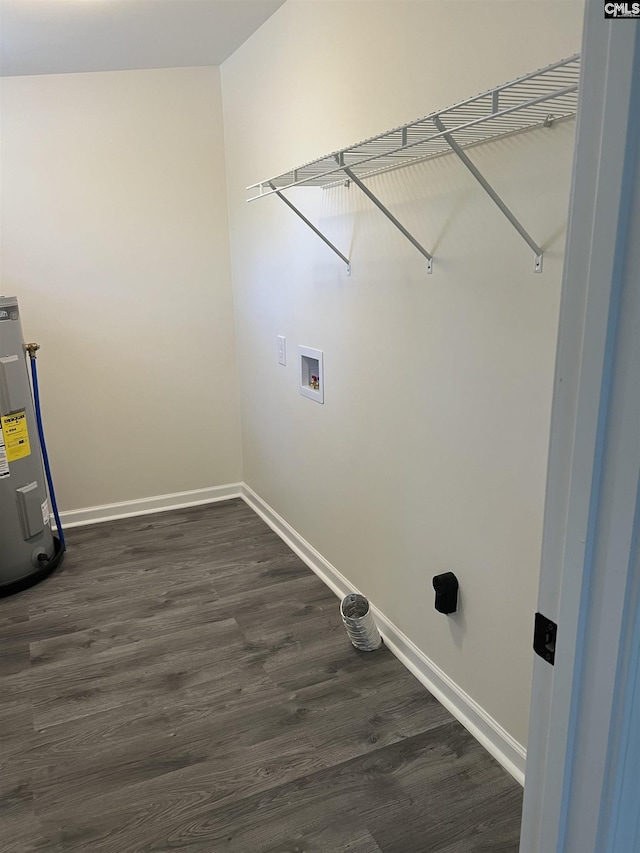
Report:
432,115,544,273
268,182,351,275
341,164,433,275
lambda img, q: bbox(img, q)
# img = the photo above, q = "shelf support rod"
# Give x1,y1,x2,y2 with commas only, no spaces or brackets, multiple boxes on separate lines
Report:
268,183,351,273
342,167,433,273
432,116,543,272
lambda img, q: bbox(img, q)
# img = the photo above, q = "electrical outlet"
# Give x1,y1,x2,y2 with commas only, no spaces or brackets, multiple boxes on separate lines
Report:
277,335,286,366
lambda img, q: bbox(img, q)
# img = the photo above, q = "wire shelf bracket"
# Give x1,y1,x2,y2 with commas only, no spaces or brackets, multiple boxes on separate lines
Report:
269,183,351,274
431,116,544,272
342,165,433,274
248,54,580,276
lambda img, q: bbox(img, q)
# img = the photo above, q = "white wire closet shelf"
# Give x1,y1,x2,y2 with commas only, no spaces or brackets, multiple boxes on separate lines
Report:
247,54,581,274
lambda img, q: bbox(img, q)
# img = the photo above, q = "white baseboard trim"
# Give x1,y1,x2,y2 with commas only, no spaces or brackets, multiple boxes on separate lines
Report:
241,482,527,786
56,483,243,530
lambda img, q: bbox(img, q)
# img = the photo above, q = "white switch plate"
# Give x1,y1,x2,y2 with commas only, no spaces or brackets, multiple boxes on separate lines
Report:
277,335,286,366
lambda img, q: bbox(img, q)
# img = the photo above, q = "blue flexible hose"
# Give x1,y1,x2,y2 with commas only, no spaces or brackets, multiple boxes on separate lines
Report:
30,357,66,551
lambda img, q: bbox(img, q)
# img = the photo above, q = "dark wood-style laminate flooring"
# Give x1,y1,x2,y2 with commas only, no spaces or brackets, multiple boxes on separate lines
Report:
0,499,523,852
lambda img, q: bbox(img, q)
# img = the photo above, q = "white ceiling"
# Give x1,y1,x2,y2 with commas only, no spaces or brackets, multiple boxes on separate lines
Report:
0,0,286,77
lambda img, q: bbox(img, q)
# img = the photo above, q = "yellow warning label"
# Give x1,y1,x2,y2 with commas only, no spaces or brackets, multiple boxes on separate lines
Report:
1,411,31,463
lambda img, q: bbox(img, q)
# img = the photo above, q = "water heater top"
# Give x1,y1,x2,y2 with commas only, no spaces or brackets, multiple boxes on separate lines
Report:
0,297,19,322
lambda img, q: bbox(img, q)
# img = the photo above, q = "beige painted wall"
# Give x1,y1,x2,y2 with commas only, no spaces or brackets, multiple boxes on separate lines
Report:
221,0,584,747
0,67,242,511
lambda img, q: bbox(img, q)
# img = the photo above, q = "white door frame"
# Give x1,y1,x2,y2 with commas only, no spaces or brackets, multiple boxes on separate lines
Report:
520,4,640,851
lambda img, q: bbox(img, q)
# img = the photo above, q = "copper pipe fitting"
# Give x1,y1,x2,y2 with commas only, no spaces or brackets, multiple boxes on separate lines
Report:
25,343,40,360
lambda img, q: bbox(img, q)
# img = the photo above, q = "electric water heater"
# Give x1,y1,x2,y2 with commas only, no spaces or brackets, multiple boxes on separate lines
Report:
0,296,62,593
